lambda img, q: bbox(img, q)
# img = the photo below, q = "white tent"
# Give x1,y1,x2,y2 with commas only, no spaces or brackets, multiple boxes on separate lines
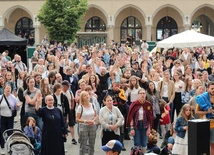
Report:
156,30,214,48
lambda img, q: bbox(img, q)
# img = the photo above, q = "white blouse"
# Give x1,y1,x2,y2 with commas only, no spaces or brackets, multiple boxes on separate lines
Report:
125,87,142,102
174,80,185,93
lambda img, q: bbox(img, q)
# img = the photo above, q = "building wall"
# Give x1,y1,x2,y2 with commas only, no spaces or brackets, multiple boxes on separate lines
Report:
0,0,214,44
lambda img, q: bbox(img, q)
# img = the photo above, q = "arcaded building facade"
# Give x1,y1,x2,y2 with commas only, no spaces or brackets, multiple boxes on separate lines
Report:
0,0,214,46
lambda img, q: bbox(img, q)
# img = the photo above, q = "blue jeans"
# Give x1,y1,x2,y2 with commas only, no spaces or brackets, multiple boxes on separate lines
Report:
133,121,148,150
1,116,14,148
25,112,43,130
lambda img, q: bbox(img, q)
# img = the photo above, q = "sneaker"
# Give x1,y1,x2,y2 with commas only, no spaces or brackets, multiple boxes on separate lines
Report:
72,139,77,145
0,148,5,154
121,146,126,151
64,149,67,153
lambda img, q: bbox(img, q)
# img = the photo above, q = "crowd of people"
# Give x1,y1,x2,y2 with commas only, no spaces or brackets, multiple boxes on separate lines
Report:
0,40,214,155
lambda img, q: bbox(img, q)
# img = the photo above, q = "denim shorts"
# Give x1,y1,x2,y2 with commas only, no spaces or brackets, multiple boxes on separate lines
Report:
133,121,148,150
210,128,214,143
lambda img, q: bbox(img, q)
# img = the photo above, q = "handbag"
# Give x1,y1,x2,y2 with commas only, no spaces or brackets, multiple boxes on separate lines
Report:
130,147,144,155
3,95,17,117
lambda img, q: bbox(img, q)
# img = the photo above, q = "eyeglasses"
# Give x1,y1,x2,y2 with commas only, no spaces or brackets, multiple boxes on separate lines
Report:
139,92,146,95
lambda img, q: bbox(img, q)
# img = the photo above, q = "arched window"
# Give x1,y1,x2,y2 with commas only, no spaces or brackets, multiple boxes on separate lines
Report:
85,16,106,32
156,16,178,41
15,17,34,38
120,16,142,44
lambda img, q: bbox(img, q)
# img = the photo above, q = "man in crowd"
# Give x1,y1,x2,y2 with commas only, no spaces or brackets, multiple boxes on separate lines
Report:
61,80,77,145
102,140,122,155
108,82,128,151
14,55,27,72
60,65,78,96
34,73,41,89
196,81,214,155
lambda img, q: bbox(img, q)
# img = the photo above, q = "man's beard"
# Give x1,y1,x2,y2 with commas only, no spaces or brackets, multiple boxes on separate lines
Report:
209,92,214,96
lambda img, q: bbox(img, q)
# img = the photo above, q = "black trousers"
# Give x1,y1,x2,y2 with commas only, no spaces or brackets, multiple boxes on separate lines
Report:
153,114,161,131
102,130,119,146
172,92,182,122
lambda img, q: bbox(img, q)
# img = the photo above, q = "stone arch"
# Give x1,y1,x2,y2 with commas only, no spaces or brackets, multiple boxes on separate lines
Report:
80,5,108,31
152,5,183,41
152,5,183,28
3,5,33,23
114,5,146,42
88,4,108,19
152,4,184,22
115,4,146,24
190,4,214,36
190,4,214,22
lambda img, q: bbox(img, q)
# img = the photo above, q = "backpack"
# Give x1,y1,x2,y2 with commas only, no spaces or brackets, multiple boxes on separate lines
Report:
130,147,144,155
79,103,99,125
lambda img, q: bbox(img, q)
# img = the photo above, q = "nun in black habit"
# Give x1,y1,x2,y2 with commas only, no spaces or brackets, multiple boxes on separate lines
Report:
35,94,67,155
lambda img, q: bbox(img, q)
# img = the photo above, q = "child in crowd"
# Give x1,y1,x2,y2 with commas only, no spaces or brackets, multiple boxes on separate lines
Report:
161,122,176,148
147,129,160,154
160,137,174,155
159,99,171,139
24,117,42,154
172,104,193,155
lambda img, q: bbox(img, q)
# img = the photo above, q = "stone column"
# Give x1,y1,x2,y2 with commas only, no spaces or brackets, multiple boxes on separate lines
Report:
184,24,191,31
107,25,114,42
0,16,4,30
33,15,41,45
107,15,115,43
183,15,191,31
34,26,40,45
146,25,152,41
145,15,152,41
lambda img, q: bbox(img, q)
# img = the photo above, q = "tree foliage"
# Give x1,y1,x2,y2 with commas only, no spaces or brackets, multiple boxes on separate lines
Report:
38,0,88,43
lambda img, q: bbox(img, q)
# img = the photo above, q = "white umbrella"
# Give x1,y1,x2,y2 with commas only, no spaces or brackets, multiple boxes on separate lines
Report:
156,30,214,48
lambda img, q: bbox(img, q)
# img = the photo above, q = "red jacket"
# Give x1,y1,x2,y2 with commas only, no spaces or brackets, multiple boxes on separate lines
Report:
126,100,153,128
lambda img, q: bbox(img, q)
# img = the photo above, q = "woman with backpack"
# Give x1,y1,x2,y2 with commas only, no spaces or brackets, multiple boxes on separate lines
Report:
76,91,98,155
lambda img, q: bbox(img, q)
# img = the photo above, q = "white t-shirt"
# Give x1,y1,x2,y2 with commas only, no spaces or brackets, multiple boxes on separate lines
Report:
138,107,144,120
76,103,95,124
55,94,62,112
162,82,169,98
63,90,74,109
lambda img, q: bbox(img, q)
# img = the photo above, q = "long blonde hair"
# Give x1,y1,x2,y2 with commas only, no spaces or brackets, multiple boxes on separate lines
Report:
178,104,193,120
40,78,52,97
129,75,140,90
79,91,89,105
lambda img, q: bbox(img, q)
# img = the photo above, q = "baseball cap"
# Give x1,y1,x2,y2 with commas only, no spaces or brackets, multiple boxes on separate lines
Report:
101,140,122,152
168,137,174,144
132,61,138,65
66,67,72,71
61,80,71,87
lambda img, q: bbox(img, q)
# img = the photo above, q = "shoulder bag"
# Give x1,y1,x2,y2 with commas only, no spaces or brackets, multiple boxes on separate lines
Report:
4,95,17,117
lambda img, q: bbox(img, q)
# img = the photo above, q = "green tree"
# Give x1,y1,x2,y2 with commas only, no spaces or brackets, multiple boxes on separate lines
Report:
38,0,88,43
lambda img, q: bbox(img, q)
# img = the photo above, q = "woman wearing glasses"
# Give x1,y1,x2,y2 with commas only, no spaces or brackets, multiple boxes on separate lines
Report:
126,88,153,154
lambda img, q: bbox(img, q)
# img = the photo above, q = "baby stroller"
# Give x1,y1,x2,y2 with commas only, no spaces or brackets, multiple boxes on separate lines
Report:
3,129,35,155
